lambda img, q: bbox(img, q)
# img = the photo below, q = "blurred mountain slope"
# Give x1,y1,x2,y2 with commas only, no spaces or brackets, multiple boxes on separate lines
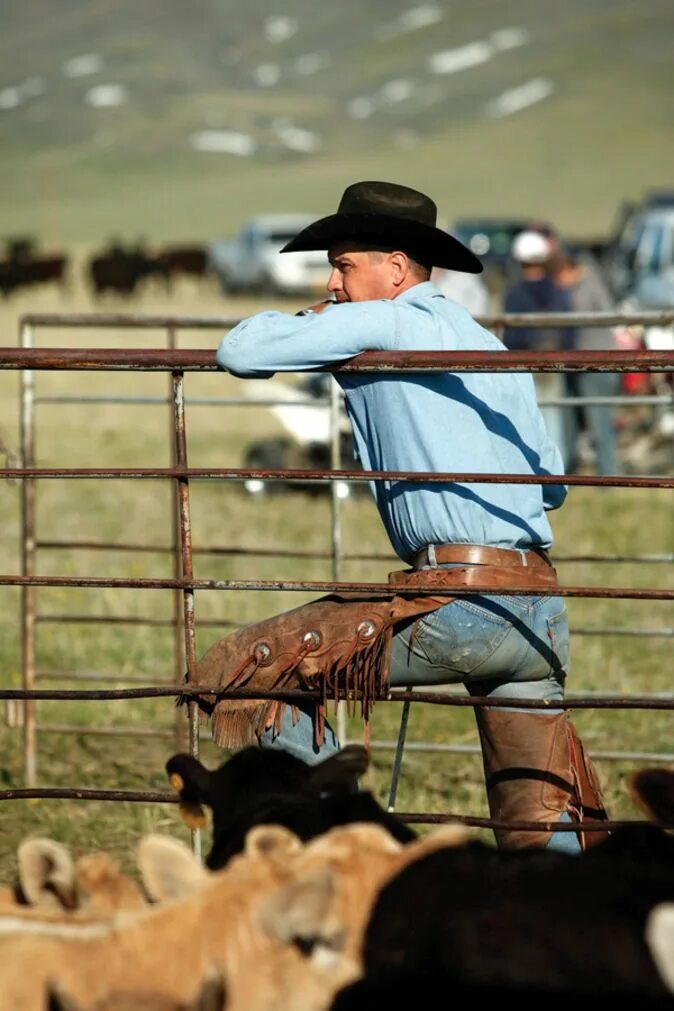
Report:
0,0,672,241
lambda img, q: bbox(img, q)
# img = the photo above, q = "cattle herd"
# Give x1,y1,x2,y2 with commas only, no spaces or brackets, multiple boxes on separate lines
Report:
0,237,210,298
0,746,672,1010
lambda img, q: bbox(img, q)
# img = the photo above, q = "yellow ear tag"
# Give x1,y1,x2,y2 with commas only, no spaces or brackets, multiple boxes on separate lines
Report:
169,772,184,792
179,801,207,830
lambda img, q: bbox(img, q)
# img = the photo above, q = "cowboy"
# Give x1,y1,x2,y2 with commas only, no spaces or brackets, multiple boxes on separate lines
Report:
205,181,608,853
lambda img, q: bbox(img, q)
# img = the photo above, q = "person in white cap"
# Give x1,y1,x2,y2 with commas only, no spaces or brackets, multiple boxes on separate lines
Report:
503,229,576,469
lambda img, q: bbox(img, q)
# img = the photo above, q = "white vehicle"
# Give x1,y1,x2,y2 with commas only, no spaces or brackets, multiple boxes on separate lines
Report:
604,204,674,305
208,214,330,296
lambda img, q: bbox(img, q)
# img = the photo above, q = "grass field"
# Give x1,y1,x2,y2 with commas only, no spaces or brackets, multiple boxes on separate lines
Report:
0,268,672,885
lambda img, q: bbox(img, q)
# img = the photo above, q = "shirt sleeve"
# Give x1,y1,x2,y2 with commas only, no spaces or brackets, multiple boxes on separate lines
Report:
215,300,401,377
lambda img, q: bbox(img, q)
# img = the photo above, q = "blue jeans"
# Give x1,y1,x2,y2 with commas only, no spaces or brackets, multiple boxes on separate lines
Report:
564,372,621,476
258,569,578,854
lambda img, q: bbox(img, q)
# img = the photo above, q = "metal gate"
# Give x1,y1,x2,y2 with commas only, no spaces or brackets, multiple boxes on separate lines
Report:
0,309,672,850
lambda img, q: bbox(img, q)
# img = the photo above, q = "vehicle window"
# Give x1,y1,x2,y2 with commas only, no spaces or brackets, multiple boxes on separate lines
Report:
646,225,665,272
666,225,674,268
621,216,645,254
636,223,665,273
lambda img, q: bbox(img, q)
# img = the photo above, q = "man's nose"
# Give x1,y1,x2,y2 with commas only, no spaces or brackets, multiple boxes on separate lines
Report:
327,268,342,292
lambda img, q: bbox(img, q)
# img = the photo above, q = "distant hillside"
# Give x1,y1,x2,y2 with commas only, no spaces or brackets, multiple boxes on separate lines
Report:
0,0,672,244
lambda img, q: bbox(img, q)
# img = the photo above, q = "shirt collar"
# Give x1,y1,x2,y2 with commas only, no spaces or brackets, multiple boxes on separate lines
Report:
394,280,442,303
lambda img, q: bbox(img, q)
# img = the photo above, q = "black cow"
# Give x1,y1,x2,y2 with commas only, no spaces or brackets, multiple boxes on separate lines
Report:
165,744,416,869
88,242,168,297
0,247,69,296
157,244,208,280
330,767,674,1004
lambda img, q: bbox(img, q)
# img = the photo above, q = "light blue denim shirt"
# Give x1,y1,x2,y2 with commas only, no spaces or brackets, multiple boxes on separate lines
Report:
216,281,566,559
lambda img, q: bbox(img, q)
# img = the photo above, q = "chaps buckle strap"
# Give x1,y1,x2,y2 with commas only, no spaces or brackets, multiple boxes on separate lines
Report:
411,543,552,573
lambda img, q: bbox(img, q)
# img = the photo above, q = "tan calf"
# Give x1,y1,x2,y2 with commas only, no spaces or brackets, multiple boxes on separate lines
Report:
0,837,146,921
0,822,470,1011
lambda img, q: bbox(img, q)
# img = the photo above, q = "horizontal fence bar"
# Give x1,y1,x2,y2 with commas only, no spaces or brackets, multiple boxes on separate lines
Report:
36,615,177,627
1,687,672,709
3,467,673,488
538,395,674,407
0,576,671,598
397,815,674,831
34,724,175,738
0,788,179,802
25,679,672,702
14,713,672,764
0,787,663,833
369,740,674,764
36,672,173,683
34,395,325,408
30,615,674,639
19,310,674,329
573,627,674,638
32,540,674,565
20,314,246,329
1,348,673,373
30,393,674,408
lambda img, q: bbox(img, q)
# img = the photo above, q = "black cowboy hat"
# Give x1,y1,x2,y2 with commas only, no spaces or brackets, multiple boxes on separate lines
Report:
280,180,483,273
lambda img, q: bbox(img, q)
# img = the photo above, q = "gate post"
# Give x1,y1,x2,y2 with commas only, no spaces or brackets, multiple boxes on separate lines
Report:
329,378,347,743
19,321,37,786
171,370,201,859
167,325,186,750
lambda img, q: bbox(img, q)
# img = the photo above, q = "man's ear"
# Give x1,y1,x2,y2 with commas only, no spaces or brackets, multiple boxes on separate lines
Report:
389,250,411,287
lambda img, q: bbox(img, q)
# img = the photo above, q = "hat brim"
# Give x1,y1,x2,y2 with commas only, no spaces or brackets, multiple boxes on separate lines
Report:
280,212,483,274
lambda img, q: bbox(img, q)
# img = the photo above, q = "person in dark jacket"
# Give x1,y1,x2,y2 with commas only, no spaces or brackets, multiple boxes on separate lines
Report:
502,230,576,468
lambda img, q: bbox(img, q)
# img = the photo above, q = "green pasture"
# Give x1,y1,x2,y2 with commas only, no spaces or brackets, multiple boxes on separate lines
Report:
0,276,672,884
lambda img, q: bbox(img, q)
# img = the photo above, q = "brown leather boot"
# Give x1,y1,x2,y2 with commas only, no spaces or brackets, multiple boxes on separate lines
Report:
475,708,610,851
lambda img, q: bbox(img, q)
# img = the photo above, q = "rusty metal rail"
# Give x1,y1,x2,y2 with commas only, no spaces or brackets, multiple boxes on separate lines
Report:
17,309,674,329
2,346,673,372
2,466,674,488
1,575,673,599
1,687,673,710
3,312,672,847
0,786,664,834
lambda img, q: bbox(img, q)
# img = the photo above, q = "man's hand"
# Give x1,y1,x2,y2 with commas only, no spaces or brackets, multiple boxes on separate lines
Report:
295,299,335,317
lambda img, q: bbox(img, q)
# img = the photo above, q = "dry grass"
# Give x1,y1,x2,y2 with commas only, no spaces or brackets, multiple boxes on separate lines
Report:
0,264,671,882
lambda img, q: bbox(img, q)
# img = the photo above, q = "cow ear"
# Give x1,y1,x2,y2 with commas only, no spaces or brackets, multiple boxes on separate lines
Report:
645,903,674,994
46,983,81,1011
193,969,228,1011
136,834,209,902
244,825,303,860
309,745,370,792
17,837,78,910
259,865,344,956
166,753,214,804
628,768,674,824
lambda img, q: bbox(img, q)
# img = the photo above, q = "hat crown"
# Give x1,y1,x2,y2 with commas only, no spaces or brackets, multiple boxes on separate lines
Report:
337,181,437,228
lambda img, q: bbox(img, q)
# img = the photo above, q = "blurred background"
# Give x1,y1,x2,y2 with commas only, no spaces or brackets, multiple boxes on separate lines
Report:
0,0,672,251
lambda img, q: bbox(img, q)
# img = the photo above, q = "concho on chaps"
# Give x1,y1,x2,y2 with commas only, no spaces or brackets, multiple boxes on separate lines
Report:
180,561,559,750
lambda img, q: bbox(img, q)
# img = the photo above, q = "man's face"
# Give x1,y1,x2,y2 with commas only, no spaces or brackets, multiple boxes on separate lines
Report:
326,242,397,303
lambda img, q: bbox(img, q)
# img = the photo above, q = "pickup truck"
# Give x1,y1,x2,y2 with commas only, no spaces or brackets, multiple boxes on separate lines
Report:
208,213,330,296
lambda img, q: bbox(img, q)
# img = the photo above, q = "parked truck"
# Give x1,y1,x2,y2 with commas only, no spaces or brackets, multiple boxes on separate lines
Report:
208,213,329,296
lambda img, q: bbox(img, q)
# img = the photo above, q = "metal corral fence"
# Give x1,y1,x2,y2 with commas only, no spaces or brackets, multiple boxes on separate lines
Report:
0,310,673,847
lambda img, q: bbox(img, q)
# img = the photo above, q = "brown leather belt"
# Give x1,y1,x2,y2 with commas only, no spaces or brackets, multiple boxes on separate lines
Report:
411,543,553,573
